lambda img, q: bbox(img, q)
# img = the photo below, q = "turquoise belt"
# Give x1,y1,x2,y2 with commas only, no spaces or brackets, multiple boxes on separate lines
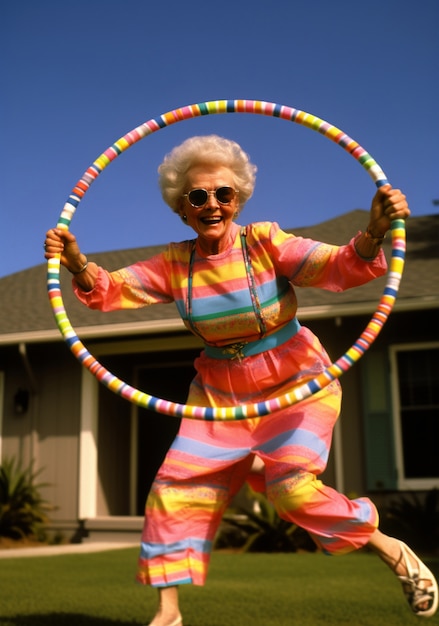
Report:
204,317,301,361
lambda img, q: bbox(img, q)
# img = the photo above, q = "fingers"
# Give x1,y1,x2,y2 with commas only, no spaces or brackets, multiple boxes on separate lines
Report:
44,229,64,257
374,185,410,221
384,189,410,220
45,228,74,243
44,228,78,260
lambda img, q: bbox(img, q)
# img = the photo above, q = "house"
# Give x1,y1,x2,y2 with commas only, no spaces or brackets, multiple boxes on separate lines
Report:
0,210,438,543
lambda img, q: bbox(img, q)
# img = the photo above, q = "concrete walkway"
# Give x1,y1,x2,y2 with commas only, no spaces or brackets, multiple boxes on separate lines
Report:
0,542,136,558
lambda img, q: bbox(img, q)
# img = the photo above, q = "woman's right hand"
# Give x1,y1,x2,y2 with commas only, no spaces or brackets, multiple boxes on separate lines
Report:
44,228,86,273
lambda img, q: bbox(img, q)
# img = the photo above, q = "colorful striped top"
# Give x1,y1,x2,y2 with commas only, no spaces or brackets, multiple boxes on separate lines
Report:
74,221,387,347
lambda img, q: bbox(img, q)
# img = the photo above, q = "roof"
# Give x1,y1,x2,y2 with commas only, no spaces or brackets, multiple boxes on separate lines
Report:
1,210,438,344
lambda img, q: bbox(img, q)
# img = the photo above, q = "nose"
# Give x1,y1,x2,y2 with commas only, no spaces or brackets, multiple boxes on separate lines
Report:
204,190,218,208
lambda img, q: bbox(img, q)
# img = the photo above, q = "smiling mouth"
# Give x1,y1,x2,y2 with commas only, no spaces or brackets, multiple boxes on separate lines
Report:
200,216,223,224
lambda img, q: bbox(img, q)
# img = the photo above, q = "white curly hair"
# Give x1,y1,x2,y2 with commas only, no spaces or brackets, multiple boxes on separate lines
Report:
158,135,257,214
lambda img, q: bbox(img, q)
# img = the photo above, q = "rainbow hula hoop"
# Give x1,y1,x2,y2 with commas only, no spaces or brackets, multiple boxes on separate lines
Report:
47,100,405,421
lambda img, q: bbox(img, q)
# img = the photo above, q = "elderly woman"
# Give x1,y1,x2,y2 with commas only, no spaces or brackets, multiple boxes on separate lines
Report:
45,135,437,625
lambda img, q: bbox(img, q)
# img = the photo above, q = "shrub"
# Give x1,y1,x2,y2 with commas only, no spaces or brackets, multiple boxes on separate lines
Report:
379,489,439,555
0,457,51,540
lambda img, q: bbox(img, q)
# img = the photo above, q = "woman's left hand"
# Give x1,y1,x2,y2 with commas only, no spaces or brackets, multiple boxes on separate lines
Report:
367,184,410,237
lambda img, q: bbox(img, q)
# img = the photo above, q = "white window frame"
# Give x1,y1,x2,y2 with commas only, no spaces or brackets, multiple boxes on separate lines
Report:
390,341,439,491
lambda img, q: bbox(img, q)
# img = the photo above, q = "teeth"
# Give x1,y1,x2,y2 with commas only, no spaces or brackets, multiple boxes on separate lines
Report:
201,217,222,224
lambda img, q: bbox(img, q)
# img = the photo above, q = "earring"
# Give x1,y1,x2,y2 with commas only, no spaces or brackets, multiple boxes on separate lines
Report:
181,214,187,223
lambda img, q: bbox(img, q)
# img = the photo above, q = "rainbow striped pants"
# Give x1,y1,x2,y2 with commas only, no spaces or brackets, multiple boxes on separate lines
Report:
137,327,378,587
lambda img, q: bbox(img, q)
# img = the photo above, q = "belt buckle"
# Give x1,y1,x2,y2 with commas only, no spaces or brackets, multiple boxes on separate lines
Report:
221,342,248,361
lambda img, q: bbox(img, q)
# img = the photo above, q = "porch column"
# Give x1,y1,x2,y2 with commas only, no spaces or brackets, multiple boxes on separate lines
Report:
78,369,98,519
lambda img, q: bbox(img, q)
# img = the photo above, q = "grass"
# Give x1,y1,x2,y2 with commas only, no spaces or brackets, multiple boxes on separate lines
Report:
0,548,438,625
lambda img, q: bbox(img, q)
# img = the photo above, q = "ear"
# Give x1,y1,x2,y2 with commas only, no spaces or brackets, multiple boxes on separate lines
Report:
176,200,185,219
177,205,188,223
178,192,188,208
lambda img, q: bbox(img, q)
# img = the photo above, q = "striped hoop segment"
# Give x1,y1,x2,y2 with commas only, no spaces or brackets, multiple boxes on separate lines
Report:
47,100,405,420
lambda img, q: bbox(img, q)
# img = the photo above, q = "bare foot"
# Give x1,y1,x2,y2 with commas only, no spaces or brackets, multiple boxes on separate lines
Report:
146,613,182,626
146,586,182,626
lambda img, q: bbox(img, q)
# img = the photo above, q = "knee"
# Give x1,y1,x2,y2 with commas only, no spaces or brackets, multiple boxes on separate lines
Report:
266,471,319,512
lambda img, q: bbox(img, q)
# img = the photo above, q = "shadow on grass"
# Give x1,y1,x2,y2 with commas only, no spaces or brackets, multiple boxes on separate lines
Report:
0,616,139,626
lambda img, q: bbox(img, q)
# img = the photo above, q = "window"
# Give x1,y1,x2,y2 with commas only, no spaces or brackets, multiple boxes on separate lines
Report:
390,343,439,490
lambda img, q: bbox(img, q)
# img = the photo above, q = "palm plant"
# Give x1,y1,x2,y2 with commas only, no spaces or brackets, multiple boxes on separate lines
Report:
0,457,51,540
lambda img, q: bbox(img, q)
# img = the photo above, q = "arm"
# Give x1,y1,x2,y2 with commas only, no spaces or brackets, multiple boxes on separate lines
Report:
259,185,409,292
44,228,175,311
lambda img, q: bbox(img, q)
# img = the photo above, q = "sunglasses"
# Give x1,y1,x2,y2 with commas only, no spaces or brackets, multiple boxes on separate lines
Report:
183,186,238,208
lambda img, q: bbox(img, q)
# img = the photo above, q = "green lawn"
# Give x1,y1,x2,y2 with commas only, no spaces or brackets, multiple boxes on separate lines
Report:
0,548,438,625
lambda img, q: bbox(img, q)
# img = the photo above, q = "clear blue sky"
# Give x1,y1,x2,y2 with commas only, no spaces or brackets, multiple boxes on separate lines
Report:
1,0,438,277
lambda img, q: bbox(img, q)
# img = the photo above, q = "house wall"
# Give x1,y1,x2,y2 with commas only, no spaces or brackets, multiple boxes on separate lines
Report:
1,307,437,541
0,342,83,536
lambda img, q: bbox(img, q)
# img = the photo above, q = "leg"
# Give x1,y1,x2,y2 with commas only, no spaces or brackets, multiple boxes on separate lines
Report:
270,475,437,618
138,474,234,625
257,385,375,553
268,471,378,554
137,419,254,623
368,529,438,618
137,441,253,587
146,586,182,626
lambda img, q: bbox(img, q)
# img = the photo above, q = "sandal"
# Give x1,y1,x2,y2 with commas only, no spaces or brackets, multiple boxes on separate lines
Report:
396,541,438,618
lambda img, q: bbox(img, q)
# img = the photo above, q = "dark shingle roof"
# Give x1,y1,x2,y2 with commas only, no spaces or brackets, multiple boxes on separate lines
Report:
1,210,437,341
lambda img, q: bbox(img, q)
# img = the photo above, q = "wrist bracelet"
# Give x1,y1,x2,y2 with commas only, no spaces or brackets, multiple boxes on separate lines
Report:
71,259,89,275
365,227,386,245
